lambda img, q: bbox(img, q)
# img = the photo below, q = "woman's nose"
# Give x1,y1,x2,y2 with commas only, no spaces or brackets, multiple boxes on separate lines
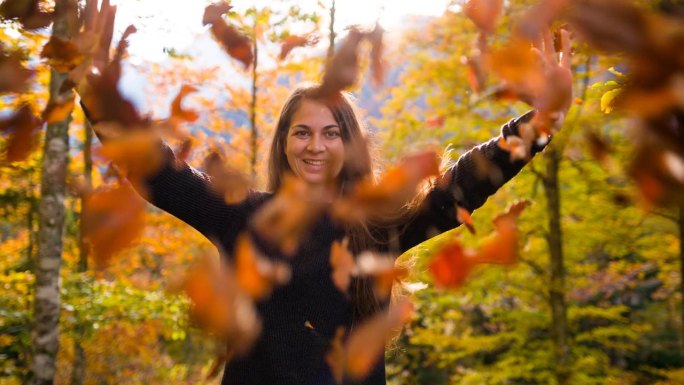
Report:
306,134,325,152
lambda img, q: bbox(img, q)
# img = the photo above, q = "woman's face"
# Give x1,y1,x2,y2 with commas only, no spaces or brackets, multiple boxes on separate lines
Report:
285,98,345,187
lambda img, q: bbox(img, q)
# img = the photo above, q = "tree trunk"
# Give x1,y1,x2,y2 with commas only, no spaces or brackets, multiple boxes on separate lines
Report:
30,1,77,383
543,147,570,385
249,21,258,179
70,121,93,385
327,0,336,60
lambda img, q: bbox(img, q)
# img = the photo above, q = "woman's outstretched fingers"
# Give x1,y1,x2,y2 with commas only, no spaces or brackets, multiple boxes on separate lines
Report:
560,29,571,69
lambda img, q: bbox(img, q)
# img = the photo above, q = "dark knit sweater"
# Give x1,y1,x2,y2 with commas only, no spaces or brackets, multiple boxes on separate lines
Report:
127,111,540,385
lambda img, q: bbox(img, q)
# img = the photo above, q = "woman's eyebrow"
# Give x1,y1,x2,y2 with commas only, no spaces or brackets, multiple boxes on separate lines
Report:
290,124,340,130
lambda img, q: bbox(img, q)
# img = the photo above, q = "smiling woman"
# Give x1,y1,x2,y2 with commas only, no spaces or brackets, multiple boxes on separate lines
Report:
72,0,574,383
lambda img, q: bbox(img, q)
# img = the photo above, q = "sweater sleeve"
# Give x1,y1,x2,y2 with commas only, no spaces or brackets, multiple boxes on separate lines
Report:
82,103,250,243
398,111,541,251
134,144,250,242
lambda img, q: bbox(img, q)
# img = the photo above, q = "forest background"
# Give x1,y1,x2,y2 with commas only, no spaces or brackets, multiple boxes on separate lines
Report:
1,0,684,384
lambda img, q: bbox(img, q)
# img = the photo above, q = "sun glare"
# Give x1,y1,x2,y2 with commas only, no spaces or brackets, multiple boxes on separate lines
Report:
109,0,451,62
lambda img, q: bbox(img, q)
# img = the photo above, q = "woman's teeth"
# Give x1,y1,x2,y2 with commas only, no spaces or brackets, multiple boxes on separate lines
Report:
303,160,325,166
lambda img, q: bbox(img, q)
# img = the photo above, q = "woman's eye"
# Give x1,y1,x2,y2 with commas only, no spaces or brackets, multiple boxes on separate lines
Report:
325,131,341,138
293,131,309,137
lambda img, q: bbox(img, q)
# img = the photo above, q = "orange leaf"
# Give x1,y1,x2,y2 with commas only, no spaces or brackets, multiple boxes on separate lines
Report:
464,0,503,33
325,327,346,385
330,238,356,294
170,84,199,124
42,94,75,124
204,151,253,204
344,299,413,380
429,241,473,289
95,127,164,180
172,253,262,352
235,233,291,300
333,150,440,222
487,39,544,96
81,182,146,267
457,206,476,234
474,200,530,265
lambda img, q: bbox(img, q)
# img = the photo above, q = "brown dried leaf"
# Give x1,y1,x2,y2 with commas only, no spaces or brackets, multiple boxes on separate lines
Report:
367,23,385,86
317,28,365,98
252,174,329,255
279,34,319,60
203,3,253,69
0,0,54,30
0,105,42,163
41,36,84,72
0,47,34,93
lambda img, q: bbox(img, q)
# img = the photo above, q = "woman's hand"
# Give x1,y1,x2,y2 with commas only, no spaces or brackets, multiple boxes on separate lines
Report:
531,28,573,119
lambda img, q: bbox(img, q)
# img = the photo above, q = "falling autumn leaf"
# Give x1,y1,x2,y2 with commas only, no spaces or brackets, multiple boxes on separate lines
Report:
326,327,346,385
0,104,43,163
40,36,84,72
457,206,476,234
429,241,473,289
0,0,54,30
487,39,545,98
81,182,146,267
279,33,319,60
474,200,530,265
252,174,330,255
367,23,385,87
204,151,253,204
330,238,356,294
317,28,365,98
333,150,440,222
95,126,165,180
170,252,262,353
463,0,503,34
235,233,291,300
0,46,34,93
343,298,413,380
170,84,200,124
429,201,530,289
41,94,75,124
203,2,253,69
356,252,408,299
